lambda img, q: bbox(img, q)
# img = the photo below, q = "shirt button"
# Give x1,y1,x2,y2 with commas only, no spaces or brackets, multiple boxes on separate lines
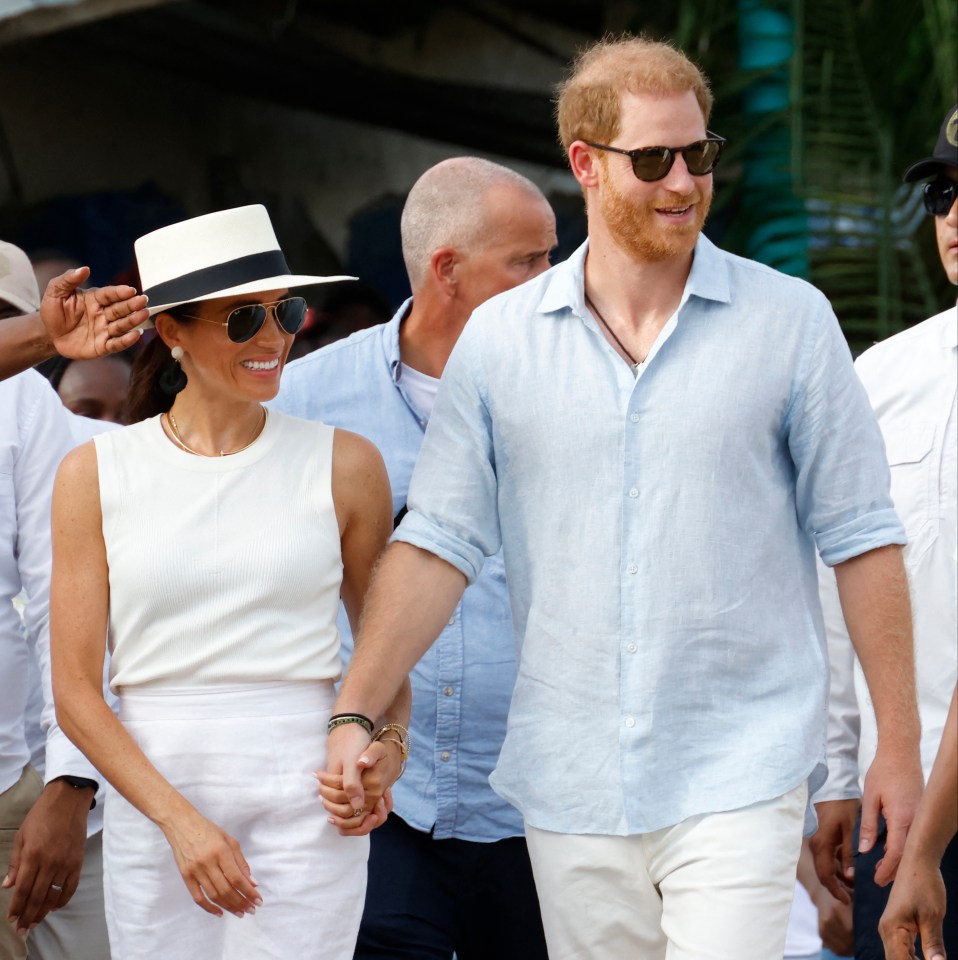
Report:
441,752,451,762
627,642,637,653
443,686,454,697
624,716,636,728
630,413,639,422
628,488,638,498
627,563,637,574
447,617,456,626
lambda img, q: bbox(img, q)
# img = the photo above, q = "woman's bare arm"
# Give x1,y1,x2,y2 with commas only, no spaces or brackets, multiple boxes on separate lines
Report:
50,443,260,918
322,429,410,834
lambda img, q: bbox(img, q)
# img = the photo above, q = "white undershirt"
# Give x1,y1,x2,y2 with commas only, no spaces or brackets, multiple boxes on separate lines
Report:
400,362,440,420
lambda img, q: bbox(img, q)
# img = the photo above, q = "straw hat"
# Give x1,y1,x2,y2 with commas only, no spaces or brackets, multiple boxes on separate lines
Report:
135,205,353,316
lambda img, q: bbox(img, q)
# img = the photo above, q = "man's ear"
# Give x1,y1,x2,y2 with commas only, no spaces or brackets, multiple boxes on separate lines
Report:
429,247,459,296
568,141,602,190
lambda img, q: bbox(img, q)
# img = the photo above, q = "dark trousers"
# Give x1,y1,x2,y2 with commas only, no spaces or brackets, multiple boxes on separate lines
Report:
853,813,958,960
353,813,549,960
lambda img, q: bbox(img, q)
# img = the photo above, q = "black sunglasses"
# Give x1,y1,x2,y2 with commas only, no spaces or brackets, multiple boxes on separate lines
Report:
584,133,727,182
182,296,308,343
923,178,957,217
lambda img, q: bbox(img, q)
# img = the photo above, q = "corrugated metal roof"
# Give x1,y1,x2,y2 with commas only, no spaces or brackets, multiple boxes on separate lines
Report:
0,0,172,42
0,0,81,21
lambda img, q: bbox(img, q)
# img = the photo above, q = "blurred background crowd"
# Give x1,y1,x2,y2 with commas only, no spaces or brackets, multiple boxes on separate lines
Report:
0,0,954,363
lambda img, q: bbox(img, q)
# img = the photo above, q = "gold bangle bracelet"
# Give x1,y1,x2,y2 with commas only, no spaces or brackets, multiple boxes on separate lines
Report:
371,723,411,762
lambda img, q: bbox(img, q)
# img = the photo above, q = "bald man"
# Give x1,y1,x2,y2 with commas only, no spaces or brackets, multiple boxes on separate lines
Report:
274,157,556,960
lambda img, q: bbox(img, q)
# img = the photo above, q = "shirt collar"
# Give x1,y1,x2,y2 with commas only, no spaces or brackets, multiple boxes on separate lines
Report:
536,233,732,317
685,233,732,305
383,297,413,381
537,240,590,316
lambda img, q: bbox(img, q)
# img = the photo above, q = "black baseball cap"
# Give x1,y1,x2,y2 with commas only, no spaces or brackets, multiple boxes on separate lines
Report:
903,104,958,182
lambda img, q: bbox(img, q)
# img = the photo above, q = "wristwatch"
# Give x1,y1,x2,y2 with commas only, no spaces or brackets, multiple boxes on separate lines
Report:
52,775,99,809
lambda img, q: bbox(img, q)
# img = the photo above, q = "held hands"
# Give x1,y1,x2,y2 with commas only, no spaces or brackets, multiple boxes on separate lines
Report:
40,266,148,359
318,725,403,836
3,781,91,936
160,806,261,919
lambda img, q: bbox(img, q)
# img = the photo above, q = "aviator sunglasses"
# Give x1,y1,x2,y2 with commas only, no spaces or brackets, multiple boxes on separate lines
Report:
584,133,727,182
181,296,308,343
923,177,957,217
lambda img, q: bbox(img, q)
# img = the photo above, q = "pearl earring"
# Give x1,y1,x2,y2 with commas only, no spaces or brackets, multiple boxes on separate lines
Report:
160,344,188,396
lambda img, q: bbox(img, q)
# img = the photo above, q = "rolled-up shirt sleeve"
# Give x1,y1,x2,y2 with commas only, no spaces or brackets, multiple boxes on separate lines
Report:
785,299,906,565
393,316,501,584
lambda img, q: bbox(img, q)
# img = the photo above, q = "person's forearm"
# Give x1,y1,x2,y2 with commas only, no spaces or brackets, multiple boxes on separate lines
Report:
381,677,412,729
336,541,467,719
55,679,196,830
833,544,920,752
0,312,54,380
901,688,958,865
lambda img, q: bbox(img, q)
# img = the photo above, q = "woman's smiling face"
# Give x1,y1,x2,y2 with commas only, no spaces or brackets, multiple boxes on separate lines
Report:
159,288,295,403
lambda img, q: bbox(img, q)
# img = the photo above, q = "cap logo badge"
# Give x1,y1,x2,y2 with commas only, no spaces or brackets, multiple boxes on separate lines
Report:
947,109,958,147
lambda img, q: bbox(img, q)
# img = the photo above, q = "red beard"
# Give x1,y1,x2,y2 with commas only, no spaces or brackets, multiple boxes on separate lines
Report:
600,170,712,263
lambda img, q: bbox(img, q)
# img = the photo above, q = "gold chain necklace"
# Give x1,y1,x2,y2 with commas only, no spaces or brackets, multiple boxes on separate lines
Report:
165,407,267,457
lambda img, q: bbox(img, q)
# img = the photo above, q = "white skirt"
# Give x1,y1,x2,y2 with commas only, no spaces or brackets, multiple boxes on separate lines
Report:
103,681,368,960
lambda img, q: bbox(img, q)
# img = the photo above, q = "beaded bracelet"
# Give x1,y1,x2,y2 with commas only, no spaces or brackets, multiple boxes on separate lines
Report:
327,713,374,735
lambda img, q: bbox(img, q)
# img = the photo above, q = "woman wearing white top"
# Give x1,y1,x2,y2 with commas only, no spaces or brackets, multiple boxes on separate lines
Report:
48,206,408,960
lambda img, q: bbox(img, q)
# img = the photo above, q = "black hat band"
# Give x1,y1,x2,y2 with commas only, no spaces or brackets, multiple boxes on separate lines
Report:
143,250,291,306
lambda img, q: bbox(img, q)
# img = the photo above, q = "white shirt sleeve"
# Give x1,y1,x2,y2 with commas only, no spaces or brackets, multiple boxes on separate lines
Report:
813,559,862,802
14,371,102,786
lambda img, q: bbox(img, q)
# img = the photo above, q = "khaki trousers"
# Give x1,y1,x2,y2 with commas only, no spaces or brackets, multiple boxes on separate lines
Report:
28,832,109,960
0,766,43,960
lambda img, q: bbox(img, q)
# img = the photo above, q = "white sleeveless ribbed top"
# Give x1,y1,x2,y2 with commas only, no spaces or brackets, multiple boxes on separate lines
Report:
95,411,343,691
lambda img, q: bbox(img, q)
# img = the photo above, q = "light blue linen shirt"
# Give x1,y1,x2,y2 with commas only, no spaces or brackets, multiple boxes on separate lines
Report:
273,302,523,841
394,237,906,836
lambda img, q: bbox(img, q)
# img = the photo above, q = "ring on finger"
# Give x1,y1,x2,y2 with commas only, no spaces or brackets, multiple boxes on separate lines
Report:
50,883,64,892
352,807,364,818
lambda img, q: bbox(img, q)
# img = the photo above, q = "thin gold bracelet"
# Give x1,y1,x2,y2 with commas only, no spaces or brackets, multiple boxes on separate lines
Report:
372,723,410,756
371,723,411,777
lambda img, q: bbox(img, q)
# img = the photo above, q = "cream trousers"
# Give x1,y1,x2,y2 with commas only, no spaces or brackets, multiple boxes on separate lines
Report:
104,682,368,960
525,781,808,960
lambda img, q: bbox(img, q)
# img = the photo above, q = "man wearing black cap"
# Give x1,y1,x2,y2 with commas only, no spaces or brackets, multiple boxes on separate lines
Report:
813,104,958,959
